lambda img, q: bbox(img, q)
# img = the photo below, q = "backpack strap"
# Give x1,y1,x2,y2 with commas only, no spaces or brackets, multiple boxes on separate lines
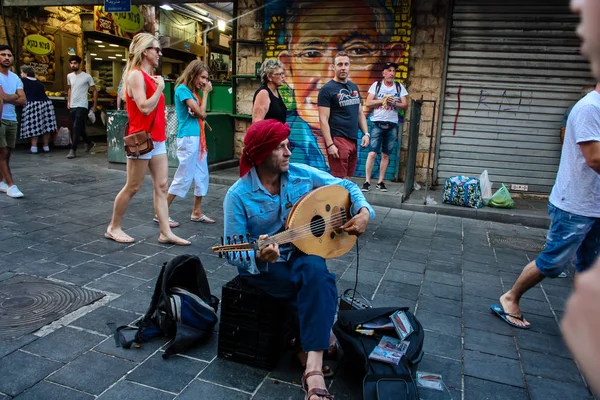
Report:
395,82,401,97
107,322,138,349
375,81,383,97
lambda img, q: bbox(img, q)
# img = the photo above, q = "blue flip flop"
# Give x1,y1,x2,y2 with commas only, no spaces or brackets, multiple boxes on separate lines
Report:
490,304,531,329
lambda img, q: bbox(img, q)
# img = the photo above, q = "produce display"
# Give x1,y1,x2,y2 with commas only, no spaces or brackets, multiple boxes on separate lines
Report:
21,25,56,82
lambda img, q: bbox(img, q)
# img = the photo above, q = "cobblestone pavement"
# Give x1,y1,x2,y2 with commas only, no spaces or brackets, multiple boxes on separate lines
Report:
0,150,592,399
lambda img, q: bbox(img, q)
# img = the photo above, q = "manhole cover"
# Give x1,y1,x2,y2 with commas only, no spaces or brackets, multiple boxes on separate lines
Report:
489,234,545,252
0,275,104,339
42,174,102,185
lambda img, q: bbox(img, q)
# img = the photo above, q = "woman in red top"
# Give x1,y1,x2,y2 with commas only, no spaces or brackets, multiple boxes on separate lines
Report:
105,33,190,246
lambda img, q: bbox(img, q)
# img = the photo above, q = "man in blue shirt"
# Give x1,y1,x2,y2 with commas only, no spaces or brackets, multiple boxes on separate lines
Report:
0,45,26,198
224,119,374,400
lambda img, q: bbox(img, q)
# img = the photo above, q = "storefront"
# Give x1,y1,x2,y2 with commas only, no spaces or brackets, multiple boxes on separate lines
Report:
435,0,596,194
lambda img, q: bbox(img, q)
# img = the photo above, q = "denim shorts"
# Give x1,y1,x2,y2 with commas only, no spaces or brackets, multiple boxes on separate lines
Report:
536,203,600,278
369,122,397,155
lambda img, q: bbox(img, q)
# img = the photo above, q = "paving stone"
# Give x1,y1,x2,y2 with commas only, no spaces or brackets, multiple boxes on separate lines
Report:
463,261,501,275
177,379,251,399
48,351,135,395
371,293,416,310
422,330,462,360
14,380,94,400
45,250,98,267
376,281,420,300
198,358,268,393
183,331,218,362
464,350,524,388
464,377,528,400
517,297,554,318
525,313,562,336
464,328,518,359
359,248,394,263
417,295,462,318
94,335,168,363
526,375,593,400
51,261,119,286
382,269,423,286
12,260,68,277
253,379,304,399
415,310,462,337
22,327,104,363
86,273,148,295
119,261,162,280
463,270,501,285
426,260,462,275
463,310,515,337
109,289,152,314
421,281,461,301
388,260,426,273
0,335,37,358
417,353,462,390
71,306,139,336
340,269,383,286
97,380,175,399
392,249,428,263
126,352,208,392
74,240,129,256
122,242,165,257
520,349,582,385
0,248,47,266
100,251,147,267
0,350,63,397
423,270,462,287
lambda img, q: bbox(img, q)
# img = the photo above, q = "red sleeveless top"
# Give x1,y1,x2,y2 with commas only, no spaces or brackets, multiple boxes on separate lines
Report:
125,69,166,142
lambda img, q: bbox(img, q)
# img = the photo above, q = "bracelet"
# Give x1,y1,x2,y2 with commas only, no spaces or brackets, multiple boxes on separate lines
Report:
326,143,335,149
364,132,370,137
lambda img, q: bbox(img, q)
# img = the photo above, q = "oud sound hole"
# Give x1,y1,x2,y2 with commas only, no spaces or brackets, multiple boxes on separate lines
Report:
310,215,325,237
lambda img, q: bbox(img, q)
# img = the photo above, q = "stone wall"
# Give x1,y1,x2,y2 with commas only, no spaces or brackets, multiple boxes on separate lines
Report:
400,0,449,184
233,0,264,158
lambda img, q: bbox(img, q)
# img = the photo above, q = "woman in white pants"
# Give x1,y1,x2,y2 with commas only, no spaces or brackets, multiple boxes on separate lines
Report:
166,61,215,223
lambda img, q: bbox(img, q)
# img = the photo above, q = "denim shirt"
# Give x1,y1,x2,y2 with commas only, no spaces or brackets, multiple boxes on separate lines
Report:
223,163,375,275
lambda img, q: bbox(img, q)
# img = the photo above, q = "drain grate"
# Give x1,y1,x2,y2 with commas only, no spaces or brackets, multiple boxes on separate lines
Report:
0,275,104,339
489,234,545,252
43,174,102,185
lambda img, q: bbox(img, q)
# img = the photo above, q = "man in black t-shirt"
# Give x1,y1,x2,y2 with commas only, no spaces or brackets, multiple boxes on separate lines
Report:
318,52,370,178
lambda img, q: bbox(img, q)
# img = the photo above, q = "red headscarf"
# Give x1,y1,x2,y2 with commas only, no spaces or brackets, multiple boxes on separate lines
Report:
240,119,290,177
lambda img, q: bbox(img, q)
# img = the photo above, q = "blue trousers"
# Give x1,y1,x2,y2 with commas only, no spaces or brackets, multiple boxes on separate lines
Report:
241,253,338,352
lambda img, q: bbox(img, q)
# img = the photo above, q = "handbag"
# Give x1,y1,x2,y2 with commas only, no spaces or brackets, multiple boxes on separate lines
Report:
124,116,156,157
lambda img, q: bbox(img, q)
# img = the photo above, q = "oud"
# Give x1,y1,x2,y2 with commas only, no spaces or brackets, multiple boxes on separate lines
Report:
212,185,357,259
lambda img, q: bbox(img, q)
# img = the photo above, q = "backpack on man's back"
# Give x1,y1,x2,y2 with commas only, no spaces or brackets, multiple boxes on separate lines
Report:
111,254,219,358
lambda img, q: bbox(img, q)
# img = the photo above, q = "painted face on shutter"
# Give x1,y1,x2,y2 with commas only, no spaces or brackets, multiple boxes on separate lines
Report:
278,0,404,132
572,0,600,80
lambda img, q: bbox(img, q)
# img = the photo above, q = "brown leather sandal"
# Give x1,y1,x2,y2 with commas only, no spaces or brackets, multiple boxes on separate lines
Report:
302,370,334,400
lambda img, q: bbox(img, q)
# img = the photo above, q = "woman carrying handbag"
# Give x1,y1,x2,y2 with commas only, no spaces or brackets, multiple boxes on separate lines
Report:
105,32,190,246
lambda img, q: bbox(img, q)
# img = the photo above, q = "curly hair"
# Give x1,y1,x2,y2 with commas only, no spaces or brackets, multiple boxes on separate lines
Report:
259,59,283,85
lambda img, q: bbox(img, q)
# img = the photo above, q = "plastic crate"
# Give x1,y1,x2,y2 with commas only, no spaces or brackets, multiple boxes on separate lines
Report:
217,276,294,370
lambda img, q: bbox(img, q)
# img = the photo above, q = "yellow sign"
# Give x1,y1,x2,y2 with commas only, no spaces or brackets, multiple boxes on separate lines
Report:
113,6,143,33
24,34,53,56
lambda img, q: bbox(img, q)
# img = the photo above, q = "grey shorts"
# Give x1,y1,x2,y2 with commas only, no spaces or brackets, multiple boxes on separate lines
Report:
0,120,18,148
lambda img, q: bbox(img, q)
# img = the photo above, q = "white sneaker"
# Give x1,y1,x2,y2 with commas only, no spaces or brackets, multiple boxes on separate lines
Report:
6,185,24,198
0,181,7,193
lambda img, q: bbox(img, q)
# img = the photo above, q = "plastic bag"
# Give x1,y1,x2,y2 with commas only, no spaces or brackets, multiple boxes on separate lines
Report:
88,109,96,124
53,127,70,148
488,184,515,208
480,170,493,200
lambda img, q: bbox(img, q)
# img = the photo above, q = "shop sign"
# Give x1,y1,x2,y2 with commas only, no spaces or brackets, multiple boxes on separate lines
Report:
21,31,55,83
94,5,151,39
104,0,130,13
24,34,53,56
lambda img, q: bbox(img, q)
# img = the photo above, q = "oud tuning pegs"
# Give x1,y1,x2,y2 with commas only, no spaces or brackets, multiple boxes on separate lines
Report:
232,235,237,244
246,234,251,243
227,236,231,245
239,233,245,242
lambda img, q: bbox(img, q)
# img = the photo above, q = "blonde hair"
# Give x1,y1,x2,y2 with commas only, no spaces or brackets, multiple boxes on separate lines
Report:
120,32,158,98
175,60,210,93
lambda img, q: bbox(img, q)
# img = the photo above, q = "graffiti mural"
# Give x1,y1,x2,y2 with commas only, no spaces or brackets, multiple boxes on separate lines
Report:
263,0,412,179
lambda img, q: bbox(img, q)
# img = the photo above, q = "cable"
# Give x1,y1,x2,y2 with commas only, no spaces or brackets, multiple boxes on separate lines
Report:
350,238,360,309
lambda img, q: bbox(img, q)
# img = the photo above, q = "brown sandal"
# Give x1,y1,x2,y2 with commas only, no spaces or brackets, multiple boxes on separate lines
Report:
302,370,334,400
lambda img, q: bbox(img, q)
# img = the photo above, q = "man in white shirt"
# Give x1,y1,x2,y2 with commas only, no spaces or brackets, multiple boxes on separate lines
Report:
361,62,408,192
66,55,97,159
0,44,26,198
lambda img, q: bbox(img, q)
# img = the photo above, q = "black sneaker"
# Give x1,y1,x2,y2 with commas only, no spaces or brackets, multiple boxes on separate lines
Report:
85,142,96,153
376,182,388,192
362,182,370,192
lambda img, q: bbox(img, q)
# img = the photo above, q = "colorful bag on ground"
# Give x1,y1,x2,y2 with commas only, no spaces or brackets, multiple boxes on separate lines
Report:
442,175,484,208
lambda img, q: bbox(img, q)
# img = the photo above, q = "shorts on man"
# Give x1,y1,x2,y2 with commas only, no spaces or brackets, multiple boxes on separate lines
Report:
368,122,397,155
536,203,600,278
0,120,18,148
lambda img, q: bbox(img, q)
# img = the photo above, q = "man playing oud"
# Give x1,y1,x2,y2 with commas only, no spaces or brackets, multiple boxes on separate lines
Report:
223,119,374,400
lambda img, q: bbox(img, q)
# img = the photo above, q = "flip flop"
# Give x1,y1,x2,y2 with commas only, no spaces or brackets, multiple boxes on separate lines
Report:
153,217,180,228
158,237,191,246
490,304,531,329
104,231,135,244
190,215,216,224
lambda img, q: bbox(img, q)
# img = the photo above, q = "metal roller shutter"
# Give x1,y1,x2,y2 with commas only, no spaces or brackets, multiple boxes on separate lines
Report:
437,0,595,194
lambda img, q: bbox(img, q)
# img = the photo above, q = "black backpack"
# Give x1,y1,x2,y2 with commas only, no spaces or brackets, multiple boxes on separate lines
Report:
110,254,220,358
333,307,424,400
375,81,402,99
